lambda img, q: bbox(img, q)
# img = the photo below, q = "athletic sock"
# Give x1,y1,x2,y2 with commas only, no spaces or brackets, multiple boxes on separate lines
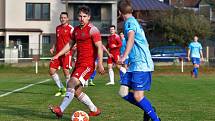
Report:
193,67,198,77
60,88,75,112
52,73,64,89
123,92,139,106
138,97,159,121
108,69,114,83
90,70,97,80
78,92,97,112
195,68,198,77
65,75,70,87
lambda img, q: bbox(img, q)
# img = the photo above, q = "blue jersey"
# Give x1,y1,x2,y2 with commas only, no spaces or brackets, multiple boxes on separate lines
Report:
124,16,154,72
188,42,202,58
120,38,126,55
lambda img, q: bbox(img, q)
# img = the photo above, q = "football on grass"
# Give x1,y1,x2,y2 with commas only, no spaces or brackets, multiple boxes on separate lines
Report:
71,110,89,121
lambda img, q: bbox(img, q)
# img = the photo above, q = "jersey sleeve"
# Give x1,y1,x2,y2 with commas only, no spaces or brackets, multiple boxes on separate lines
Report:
188,43,192,49
125,21,136,35
199,43,203,50
69,25,74,39
90,26,101,43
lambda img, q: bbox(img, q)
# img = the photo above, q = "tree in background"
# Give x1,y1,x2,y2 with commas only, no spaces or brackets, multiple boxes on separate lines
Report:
151,8,212,46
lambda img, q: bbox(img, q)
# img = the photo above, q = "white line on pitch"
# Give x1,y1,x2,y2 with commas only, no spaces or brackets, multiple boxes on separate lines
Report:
0,79,51,98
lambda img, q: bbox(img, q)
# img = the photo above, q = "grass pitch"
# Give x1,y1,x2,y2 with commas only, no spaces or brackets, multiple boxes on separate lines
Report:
0,65,215,121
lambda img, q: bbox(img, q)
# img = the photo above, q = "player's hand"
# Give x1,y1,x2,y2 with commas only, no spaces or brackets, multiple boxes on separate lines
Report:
108,53,113,58
187,57,190,61
111,44,116,48
97,63,105,74
65,51,70,55
201,57,204,62
118,56,125,65
50,48,54,55
51,55,59,61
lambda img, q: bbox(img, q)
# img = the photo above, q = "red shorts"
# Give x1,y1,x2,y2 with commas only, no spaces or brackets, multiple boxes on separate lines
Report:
50,51,72,69
71,66,94,86
107,53,120,64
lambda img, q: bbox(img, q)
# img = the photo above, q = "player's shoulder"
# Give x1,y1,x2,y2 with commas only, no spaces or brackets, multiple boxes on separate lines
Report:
67,24,74,29
114,34,120,39
89,24,100,34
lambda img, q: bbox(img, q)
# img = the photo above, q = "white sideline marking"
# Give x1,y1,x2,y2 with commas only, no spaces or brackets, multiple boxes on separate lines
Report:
0,79,51,98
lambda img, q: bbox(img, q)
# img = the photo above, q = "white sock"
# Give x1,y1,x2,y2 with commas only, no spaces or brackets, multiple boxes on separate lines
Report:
78,92,97,112
60,88,75,112
65,75,70,87
52,73,64,89
120,67,126,74
109,69,114,83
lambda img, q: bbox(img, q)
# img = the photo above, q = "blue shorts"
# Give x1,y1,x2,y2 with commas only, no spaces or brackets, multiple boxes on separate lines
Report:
120,71,152,91
191,57,200,65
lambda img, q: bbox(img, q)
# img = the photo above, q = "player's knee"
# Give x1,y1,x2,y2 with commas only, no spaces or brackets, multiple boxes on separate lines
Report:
134,93,144,102
67,77,78,88
195,65,199,68
118,85,129,97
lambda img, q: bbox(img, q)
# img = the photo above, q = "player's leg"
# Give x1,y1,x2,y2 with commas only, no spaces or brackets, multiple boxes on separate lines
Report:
191,58,200,78
106,62,115,85
89,70,96,86
75,86,101,116
132,72,160,121
193,64,199,78
49,59,65,96
49,77,79,118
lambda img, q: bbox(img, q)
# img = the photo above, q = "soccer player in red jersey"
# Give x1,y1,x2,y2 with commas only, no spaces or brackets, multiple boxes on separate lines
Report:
49,12,74,97
106,25,126,85
49,6,105,118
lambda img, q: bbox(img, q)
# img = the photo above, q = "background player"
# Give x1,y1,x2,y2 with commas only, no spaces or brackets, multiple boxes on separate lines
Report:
187,35,204,78
119,32,129,81
106,25,126,85
49,12,73,97
118,1,161,121
49,5,105,118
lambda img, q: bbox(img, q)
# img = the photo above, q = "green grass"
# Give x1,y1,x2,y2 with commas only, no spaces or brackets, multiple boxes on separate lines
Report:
0,65,215,121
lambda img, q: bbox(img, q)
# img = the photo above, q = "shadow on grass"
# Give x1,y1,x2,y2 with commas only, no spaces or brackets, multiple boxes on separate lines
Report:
0,105,70,121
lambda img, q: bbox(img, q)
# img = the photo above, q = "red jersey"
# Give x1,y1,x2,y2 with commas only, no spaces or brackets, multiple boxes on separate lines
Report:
72,23,101,67
56,24,74,53
106,34,122,55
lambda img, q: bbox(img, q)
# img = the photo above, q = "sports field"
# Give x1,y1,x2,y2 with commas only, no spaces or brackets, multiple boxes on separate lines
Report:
0,65,215,121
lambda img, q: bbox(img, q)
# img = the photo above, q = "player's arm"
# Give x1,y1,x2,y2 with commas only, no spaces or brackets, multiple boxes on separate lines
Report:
119,30,135,63
50,32,57,54
200,49,204,61
90,26,105,74
115,35,122,48
187,48,191,61
52,40,75,60
102,45,113,58
95,41,105,74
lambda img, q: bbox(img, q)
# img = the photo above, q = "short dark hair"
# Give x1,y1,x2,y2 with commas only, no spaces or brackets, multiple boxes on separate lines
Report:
78,5,91,15
118,0,133,14
109,25,116,29
60,12,68,17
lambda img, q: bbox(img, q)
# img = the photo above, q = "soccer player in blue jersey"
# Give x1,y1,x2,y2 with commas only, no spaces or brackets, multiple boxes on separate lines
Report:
118,1,160,121
188,35,204,78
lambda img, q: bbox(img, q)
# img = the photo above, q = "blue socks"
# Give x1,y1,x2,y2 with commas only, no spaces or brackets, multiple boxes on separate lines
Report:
123,93,159,121
138,97,159,121
193,67,198,77
90,70,97,80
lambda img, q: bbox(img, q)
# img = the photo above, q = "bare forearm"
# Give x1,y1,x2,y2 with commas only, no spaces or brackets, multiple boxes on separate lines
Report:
56,42,71,57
